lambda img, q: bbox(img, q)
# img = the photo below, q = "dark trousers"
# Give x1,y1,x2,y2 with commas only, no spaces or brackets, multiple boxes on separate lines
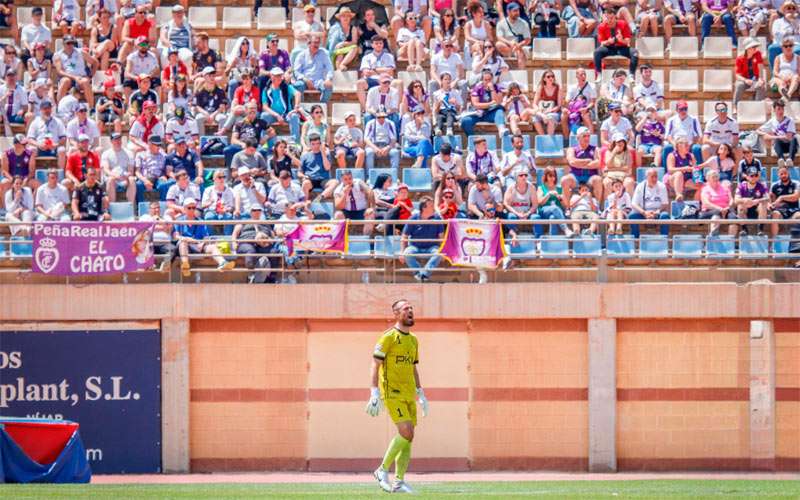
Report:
774,138,799,162
593,45,639,75
155,242,177,263
534,12,560,38
436,110,457,131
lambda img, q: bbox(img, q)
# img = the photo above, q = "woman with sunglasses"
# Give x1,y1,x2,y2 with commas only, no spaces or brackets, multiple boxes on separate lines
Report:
90,8,118,71
401,79,431,123
432,8,461,53
469,42,509,87
601,133,637,201
533,167,572,237
397,12,429,71
532,70,563,137
767,2,800,69
434,172,465,210
503,170,538,247
226,37,258,104
771,39,800,102
502,82,534,137
300,104,330,153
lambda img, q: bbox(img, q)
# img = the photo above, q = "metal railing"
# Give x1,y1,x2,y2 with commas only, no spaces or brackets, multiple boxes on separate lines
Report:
0,219,798,284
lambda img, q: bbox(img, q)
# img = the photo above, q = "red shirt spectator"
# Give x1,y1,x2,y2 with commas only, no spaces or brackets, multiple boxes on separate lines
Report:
66,151,101,182
735,50,763,80
162,61,189,83
394,197,413,220
127,16,153,41
597,20,632,47
233,84,261,108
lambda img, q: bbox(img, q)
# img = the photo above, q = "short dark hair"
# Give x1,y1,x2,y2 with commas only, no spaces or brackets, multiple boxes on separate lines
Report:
244,138,258,149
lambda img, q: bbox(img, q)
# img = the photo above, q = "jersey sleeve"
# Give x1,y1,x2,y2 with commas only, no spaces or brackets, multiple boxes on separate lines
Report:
373,332,393,360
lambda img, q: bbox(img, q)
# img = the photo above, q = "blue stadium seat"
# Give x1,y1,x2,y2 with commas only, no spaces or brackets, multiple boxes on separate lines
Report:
0,238,6,256
673,235,704,258
739,235,769,257
347,235,373,257
433,135,463,153
670,200,700,219
35,169,65,185
572,235,602,256
636,167,665,183
534,135,565,159
109,202,135,221
374,235,401,257
506,237,537,258
539,236,570,256
310,201,334,218
705,235,736,257
403,168,432,192
335,168,366,182
137,201,168,217
606,235,636,257
199,136,229,158
770,166,800,183
639,235,669,257
568,134,599,148
501,134,531,153
368,168,398,186
772,234,791,254
10,236,32,256
467,135,497,152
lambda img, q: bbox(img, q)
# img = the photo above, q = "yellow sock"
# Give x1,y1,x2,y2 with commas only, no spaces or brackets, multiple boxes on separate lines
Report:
395,439,412,480
381,435,408,471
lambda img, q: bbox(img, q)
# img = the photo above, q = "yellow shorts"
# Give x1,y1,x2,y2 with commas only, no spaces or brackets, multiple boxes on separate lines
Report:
385,399,416,426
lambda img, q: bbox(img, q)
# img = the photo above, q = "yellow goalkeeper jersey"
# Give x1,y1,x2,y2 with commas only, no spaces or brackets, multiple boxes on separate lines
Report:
373,327,418,401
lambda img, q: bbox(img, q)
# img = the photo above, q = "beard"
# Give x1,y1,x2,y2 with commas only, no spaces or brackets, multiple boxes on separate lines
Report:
402,315,415,327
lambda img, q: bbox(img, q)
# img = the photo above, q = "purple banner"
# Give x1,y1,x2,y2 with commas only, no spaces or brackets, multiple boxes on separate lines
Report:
438,219,505,268
285,220,349,256
31,222,156,275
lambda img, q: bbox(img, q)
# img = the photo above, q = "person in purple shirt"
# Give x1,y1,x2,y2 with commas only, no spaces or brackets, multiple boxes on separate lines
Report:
460,69,507,137
1,135,37,195
700,0,737,51
635,104,665,168
735,164,769,234
258,33,291,93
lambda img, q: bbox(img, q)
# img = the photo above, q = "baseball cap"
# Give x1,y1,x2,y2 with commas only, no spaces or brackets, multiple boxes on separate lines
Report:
375,110,387,117
34,78,49,88
397,183,409,191
443,188,454,196
676,100,689,110
148,135,163,145
645,101,657,111
182,197,197,207
175,107,186,118
110,132,122,140
12,134,26,145
172,4,185,12
745,165,761,177
379,74,392,83
344,111,356,120
269,67,284,76
576,126,590,136
136,36,149,46
77,103,88,112
607,102,621,111
250,205,263,212
63,35,77,45
237,166,251,177
138,73,152,81
612,132,627,143
40,100,53,108
507,2,520,10
202,67,215,75
32,7,43,15
143,100,157,110
303,4,315,11
175,135,187,144
77,133,90,142
168,47,179,55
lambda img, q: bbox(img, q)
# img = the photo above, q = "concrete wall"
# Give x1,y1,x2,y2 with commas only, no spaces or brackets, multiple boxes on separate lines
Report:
1,283,798,472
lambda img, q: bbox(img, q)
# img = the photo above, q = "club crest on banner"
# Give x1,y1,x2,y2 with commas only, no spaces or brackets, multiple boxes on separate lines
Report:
438,219,505,268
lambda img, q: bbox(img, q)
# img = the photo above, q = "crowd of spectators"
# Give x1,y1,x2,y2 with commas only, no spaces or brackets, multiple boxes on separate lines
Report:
0,0,799,279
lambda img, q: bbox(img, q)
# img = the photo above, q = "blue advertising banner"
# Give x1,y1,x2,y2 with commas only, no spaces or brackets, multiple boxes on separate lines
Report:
0,329,161,473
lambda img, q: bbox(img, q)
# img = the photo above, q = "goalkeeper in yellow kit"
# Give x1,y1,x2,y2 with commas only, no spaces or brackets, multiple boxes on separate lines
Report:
365,299,429,494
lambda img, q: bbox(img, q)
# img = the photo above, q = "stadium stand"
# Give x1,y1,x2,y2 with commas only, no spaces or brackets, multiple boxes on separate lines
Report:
0,0,798,283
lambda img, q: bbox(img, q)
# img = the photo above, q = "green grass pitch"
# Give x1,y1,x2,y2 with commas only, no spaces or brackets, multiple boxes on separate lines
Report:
4,480,800,499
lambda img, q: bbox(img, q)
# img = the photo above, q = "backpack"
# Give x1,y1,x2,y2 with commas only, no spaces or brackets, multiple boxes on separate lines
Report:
201,137,226,156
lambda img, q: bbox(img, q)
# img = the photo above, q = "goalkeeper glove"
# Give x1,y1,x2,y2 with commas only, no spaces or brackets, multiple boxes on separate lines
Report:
416,388,429,417
365,387,382,417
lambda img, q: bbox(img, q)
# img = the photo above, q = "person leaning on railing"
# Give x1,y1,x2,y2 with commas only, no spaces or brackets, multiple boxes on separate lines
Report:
629,167,669,238
399,196,444,283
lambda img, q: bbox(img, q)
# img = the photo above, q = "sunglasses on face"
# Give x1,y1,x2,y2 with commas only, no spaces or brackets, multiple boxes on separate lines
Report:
444,194,453,199
313,110,323,115
185,206,196,210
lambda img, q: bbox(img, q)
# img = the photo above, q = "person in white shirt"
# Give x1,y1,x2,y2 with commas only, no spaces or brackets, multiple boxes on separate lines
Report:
599,102,634,147
432,72,463,136
604,177,632,234
165,170,202,218
365,74,401,129
562,67,597,135
662,100,703,166
53,36,97,108
465,136,501,183
125,37,161,95
35,169,71,221
429,38,465,96
499,134,536,189
702,102,740,160
356,36,396,110
430,142,466,190
391,0,432,43
0,70,28,126
65,103,101,152
233,166,267,218
396,12,428,71
364,110,400,170
267,171,307,218
569,182,600,235
164,107,199,153
20,7,52,62
101,133,135,203
333,169,373,223
757,100,798,168
26,100,67,170
633,64,665,119
201,169,236,229
333,112,366,169
629,167,670,238
290,5,326,65
401,107,433,168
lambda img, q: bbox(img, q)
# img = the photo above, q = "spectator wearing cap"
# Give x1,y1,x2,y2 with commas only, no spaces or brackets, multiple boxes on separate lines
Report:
225,38,259,106
193,68,229,136
364,73,401,131
233,166,267,219
495,3,531,70
593,9,639,81
64,134,101,190
662,100,703,167
231,139,269,182
734,39,766,112
35,169,71,221
158,4,194,68
129,100,164,153
20,7,52,66
364,110,400,170
291,5,326,66
633,65,664,120
165,169,202,218
757,101,798,168
702,102,739,161
257,34,292,92
356,36,396,111
165,107,200,152
334,112,366,169
400,197,443,282
292,35,334,103
461,69,507,137
600,69,635,118
699,0,737,53
174,197,236,276
0,69,28,127
125,37,161,96
735,164,769,235
26,100,67,170
72,167,110,221
95,82,124,136
396,12,429,72
135,135,172,202
89,8,118,72
191,32,219,83
601,132,637,199
391,0,433,43
260,67,301,138
267,170,306,218
54,35,97,108
634,104,666,168
26,78,53,121
119,6,156,64
101,133,136,204
769,165,800,237
66,104,101,153
201,169,236,230
562,67,597,136
53,0,85,38
333,169,374,223
232,205,276,284
299,133,338,201
432,72,463,136
429,37,465,96
167,137,204,187
767,2,800,69
128,74,160,121
26,44,52,84
327,7,360,71
0,135,36,204
226,104,271,168
629,167,669,238
402,107,434,169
